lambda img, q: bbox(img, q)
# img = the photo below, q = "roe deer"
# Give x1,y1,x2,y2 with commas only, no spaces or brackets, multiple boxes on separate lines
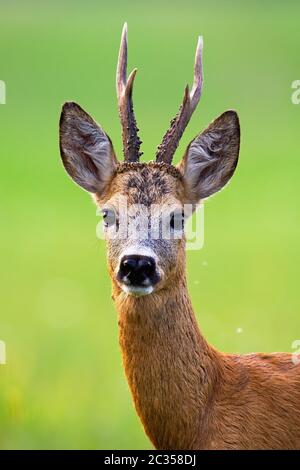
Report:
59,24,300,449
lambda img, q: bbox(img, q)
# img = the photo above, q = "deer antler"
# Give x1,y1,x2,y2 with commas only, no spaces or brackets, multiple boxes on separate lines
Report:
156,36,203,164
116,23,142,162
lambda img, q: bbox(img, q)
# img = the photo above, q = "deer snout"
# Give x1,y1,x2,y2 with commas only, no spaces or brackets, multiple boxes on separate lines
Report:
117,255,160,294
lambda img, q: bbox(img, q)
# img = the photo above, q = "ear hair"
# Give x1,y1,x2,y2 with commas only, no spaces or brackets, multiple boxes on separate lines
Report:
178,110,240,202
59,102,117,193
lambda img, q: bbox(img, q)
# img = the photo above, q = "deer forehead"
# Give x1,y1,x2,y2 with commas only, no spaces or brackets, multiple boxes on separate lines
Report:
98,163,185,208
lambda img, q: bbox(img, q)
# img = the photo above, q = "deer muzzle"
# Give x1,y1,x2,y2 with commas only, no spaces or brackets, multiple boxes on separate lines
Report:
117,254,160,296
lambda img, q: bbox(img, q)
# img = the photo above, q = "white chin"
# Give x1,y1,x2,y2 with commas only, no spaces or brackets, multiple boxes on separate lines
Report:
121,285,154,297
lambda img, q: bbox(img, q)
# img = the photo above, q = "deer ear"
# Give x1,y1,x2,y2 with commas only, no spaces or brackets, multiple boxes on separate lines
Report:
59,102,117,193
178,110,240,202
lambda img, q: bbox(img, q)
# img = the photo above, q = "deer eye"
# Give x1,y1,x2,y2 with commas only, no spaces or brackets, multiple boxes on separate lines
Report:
102,208,117,228
169,210,185,231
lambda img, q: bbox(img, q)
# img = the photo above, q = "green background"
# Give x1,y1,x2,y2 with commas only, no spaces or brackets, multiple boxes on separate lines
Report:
0,0,299,449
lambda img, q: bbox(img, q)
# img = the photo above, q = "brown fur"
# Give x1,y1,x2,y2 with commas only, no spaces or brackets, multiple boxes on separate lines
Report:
113,271,300,450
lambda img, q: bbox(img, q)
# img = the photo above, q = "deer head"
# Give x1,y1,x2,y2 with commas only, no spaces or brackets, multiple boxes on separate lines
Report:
59,24,240,297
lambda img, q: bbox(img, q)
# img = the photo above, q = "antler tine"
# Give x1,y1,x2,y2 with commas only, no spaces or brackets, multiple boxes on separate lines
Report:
116,23,142,162
156,36,203,164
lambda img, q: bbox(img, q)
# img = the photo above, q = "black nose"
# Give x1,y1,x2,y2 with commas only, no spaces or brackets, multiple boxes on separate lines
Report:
118,255,158,287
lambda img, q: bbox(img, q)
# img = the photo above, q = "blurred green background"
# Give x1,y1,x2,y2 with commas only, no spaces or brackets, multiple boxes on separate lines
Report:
0,0,300,449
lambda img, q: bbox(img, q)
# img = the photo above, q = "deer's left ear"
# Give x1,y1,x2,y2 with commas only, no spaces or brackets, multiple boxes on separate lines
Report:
59,102,117,194
178,110,240,202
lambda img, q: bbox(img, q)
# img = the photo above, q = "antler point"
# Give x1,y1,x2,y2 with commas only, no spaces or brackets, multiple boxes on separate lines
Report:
122,22,128,36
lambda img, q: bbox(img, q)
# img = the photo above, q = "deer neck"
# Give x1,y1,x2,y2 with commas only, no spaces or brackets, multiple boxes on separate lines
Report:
113,273,223,450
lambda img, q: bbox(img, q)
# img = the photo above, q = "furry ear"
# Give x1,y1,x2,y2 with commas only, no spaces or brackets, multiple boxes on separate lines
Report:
178,110,240,202
59,102,117,193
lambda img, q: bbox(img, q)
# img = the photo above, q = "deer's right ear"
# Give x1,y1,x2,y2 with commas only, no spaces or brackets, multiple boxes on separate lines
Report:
59,102,117,193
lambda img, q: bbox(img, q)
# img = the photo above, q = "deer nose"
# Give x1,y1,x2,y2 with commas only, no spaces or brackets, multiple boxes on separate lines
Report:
118,255,157,287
